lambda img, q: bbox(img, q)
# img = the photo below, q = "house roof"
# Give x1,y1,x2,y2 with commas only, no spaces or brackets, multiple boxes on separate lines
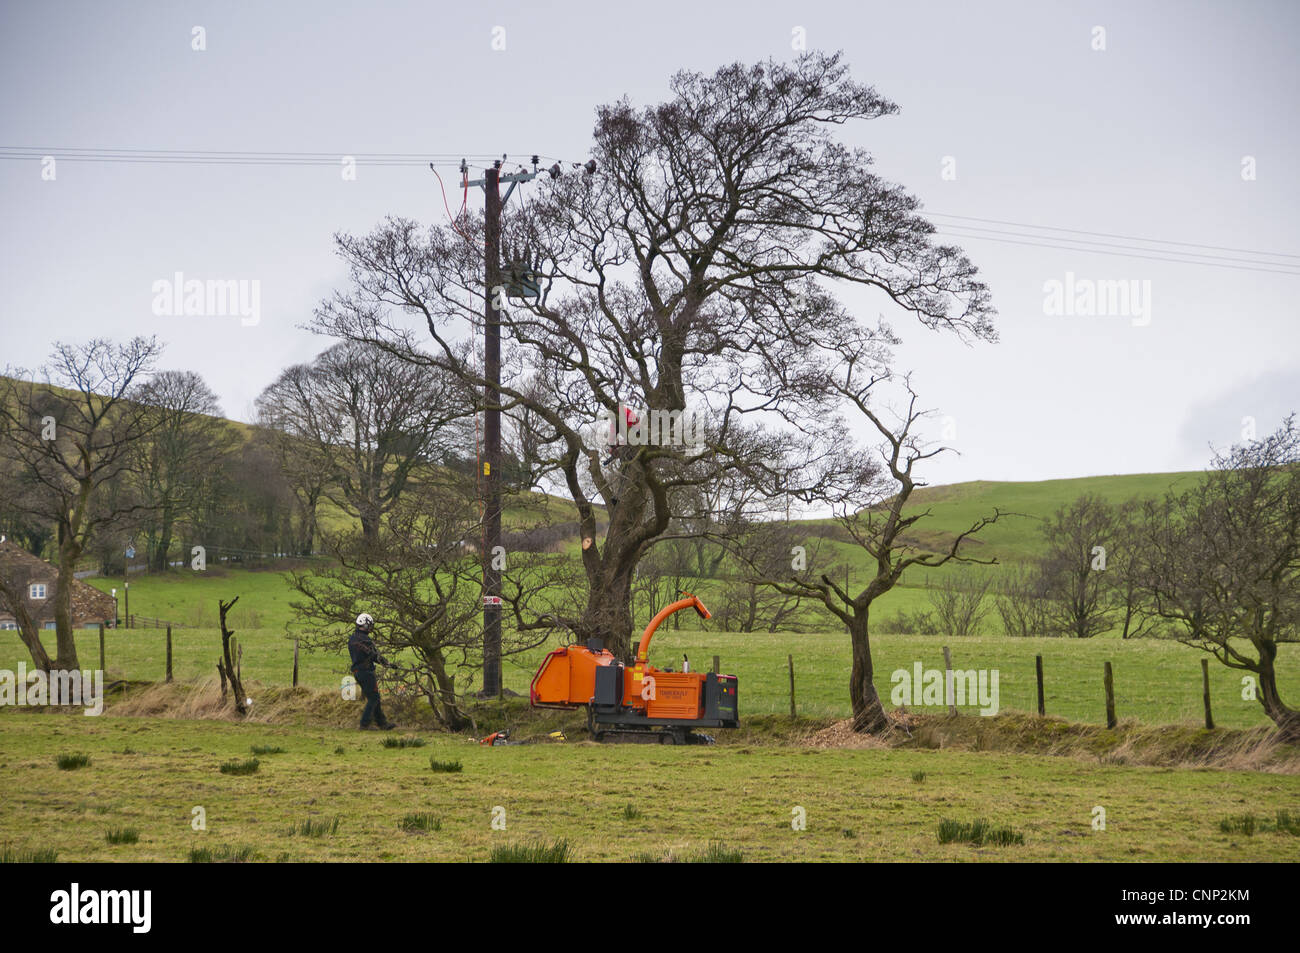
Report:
0,539,117,624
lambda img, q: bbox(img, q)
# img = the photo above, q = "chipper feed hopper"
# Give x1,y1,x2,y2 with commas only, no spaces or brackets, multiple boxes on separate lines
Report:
530,594,738,744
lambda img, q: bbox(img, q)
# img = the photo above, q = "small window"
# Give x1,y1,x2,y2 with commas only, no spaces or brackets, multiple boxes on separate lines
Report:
29,583,47,600
43,621,57,630
0,621,16,630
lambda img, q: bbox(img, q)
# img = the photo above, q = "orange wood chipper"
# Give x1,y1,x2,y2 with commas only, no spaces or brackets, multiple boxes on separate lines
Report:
529,594,738,744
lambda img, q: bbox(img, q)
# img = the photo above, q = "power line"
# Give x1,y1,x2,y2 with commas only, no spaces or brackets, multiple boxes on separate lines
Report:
928,211,1300,261
4,144,1296,273
0,147,519,168
935,226,1300,276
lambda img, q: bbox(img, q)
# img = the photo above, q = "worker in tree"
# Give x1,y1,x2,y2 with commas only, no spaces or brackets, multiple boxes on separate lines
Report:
349,613,396,731
603,401,641,510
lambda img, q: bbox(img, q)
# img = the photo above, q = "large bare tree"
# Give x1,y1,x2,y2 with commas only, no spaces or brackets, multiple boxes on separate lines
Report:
313,52,995,658
0,337,162,671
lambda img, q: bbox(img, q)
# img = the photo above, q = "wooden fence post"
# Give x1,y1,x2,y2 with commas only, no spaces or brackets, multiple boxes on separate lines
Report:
787,654,796,719
1201,658,1214,730
1103,661,1117,729
1035,654,1045,716
712,654,720,676
293,639,300,688
942,645,956,717
166,626,173,683
98,623,105,672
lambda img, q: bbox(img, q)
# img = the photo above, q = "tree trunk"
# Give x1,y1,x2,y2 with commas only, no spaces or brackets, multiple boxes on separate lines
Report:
155,504,175,572
15,620,52,671
429,651,468,730
52,546,80,671
848,610,888,733
1256,643,1300,742
579,564,636,659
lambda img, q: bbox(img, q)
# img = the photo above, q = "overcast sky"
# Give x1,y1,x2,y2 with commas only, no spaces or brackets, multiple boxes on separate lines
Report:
2,0,1297,485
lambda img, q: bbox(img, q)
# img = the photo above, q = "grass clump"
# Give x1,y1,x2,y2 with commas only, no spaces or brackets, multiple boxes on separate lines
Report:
621,803,643,821
399,813,441,832
250,745,286,755
0,846,58,863
219,758,260,776
105,828,139,845
911,770,927,783
633,842,743,863
188,844,257,863
1219,812,1300,836
56,753,90,771
429,758,463,773
490,840,571,863
290,816,341,837
382,736,427,749
938,818,1025,847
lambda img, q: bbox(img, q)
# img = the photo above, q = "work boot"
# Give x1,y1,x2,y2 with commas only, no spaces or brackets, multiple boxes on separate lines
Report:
378,721,398,731
360,723,378,731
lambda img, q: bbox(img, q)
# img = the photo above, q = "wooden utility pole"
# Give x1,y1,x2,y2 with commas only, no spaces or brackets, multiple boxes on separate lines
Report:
482,162,503,698
455,157,543,697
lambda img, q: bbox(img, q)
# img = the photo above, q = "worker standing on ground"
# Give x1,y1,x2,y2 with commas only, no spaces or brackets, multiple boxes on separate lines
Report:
349,613,396,731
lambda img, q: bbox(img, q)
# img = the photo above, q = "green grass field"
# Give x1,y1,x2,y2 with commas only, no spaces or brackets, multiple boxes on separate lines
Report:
6,619,1295,729
5,469,1299,863
1,715,1295,862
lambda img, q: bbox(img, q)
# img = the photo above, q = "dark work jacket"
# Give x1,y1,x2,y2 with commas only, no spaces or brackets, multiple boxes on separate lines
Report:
348,627,382,673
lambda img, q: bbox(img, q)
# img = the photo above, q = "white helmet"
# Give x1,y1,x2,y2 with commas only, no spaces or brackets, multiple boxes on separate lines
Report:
355,613,374,628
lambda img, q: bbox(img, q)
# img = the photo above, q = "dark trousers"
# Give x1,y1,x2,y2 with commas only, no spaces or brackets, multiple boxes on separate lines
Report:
355,668,388,727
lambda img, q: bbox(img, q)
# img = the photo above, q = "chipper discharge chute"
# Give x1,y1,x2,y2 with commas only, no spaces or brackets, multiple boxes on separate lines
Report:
529,594,737,744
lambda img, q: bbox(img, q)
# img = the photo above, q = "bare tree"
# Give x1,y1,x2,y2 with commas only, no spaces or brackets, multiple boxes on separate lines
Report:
927,567,993,636
994,564,1053,637
739,374,1002,733
0,337,162,670
256,340,472,544
130,370,239,571
313,52,995,657
1109,499,1156,639
1133,417,1300,739
288,477,547,727
1037,494,1121,638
